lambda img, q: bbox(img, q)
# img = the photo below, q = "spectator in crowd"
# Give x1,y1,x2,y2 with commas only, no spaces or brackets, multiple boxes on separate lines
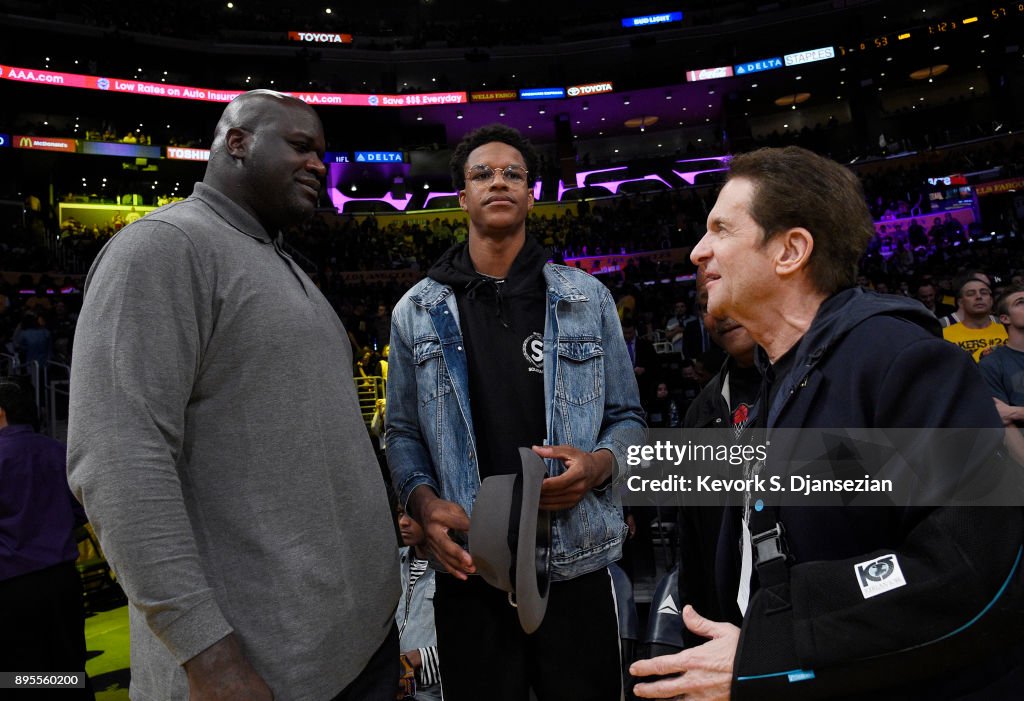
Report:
647,381,681,429
675,270,758,649
675,358,706,413
68,90,400,700
12,312,52,368
387,123,645,701
942,276,1008,362
916,281,955,318
631,146,1021,699
395,503,443,701
980,283,1024,461
683,273,759,433
0,380,94,700
623,319,660,407
939,269,992,327
25,286,53,313
664,298,703,359
373,302,392,350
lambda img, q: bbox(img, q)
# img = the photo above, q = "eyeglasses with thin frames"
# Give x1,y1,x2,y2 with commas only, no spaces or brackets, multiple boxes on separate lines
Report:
466,164,529,187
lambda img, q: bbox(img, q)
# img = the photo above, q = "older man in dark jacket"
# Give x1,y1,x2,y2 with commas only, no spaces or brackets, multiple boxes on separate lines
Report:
632,146,1023,700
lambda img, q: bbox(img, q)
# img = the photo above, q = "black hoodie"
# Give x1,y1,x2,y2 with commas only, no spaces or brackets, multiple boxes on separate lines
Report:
427,237,548,479
719,287,1022,699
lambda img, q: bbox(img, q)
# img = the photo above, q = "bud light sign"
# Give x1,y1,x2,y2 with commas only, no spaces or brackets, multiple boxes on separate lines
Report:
622,11,683,28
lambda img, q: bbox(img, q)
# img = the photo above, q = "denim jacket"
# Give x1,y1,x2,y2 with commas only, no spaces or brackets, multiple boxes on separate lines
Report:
397,547,442,701
387,263,647,580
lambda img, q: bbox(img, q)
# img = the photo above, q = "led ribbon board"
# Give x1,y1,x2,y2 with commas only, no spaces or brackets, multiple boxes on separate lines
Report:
0,64,466,106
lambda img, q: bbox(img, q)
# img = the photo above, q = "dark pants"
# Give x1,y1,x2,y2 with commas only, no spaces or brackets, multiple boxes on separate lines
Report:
434,568,622,701
0,561,94,700
330,623,400,701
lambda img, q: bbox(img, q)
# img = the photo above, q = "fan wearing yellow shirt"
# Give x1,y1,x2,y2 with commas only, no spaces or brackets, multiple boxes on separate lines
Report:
942,277,1007,362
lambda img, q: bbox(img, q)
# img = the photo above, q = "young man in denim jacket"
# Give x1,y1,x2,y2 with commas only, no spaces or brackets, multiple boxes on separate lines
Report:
386,124,646,700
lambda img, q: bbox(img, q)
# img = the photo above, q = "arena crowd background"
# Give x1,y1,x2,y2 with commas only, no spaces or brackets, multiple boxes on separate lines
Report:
1,1,1023,697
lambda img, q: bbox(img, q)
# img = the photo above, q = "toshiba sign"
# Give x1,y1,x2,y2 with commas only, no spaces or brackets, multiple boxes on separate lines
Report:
166,147,211,161
685,66,734,82
566,82,614,97
287,31,353,44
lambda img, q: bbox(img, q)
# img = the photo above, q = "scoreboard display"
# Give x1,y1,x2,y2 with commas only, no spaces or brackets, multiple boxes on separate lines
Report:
838,4,1023,56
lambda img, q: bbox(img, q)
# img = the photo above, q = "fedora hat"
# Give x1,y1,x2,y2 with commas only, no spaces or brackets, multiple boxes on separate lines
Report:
470,447,552,633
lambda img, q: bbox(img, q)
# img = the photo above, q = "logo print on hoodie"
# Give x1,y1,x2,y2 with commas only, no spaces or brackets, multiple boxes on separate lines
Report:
522,332,544,374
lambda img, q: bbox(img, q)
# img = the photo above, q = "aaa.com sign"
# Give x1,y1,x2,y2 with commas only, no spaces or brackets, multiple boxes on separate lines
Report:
288,31,353,44
13,135,77,152
0,63,465,107
686,66,734,82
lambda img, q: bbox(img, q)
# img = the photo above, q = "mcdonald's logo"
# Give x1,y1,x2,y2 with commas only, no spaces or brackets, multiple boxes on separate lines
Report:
13,135,78,151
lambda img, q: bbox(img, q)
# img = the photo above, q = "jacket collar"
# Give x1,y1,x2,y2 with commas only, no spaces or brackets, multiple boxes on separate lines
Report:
754,286,939,377
413,262,590,308
542,264,589,302
191,182,274,244
755,286,941,425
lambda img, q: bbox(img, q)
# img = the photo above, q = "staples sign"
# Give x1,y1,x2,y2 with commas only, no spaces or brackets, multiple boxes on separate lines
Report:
686,66,734,82
783,46,835,67
288,31,353,44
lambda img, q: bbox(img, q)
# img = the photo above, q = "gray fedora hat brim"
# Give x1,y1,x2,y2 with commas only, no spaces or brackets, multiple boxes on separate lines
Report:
469,447,551,633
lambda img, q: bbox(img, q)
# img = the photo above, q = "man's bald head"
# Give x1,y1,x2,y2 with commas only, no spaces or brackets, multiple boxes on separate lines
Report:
210,90,317,157
203,89,327,234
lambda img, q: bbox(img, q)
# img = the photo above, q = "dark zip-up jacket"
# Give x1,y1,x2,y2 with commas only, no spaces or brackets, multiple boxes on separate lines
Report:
729,287,1024,699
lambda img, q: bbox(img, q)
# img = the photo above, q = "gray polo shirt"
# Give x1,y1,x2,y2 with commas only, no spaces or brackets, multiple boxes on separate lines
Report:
68,183,399,700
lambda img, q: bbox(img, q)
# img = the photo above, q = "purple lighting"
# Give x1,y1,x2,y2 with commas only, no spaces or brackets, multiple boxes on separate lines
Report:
329,188,413,212
582,174,672,196
423,191,460,208
674,155,732,165
672,168,728,185
575,167,627,189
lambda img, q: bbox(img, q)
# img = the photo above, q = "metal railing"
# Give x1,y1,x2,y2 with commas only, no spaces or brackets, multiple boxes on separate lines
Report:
354,375,385,426
1,356,75,439
47,380,70,443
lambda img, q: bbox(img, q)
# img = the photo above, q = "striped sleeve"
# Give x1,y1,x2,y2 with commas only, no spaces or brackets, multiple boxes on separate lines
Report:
416,645,440,687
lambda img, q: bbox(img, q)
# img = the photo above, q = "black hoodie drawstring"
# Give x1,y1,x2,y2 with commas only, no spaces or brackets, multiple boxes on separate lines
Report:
465,277,510,329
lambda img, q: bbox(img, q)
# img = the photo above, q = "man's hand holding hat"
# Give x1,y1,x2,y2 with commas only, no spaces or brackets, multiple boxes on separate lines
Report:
532,444,615,511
